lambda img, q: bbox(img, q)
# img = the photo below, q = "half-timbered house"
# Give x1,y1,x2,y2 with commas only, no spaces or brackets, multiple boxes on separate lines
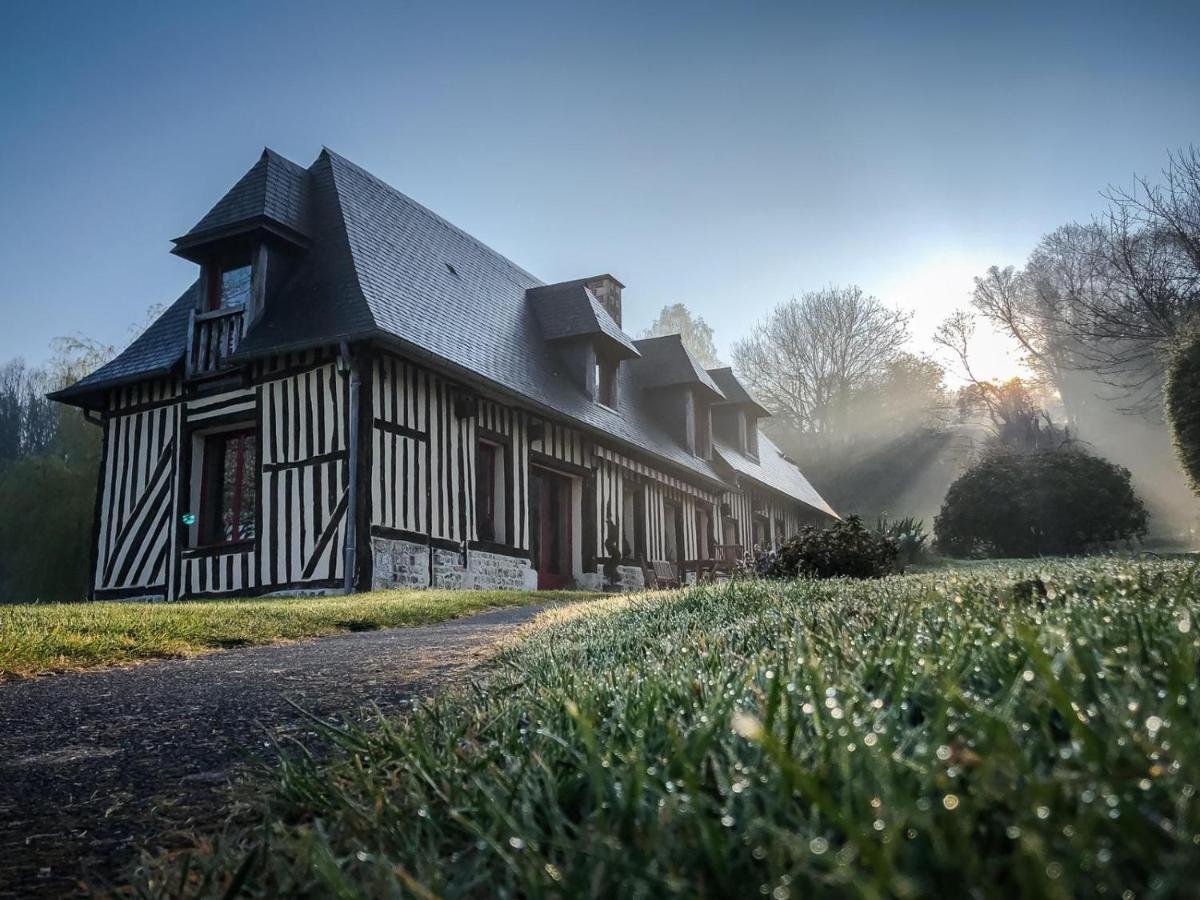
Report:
51,148,835,600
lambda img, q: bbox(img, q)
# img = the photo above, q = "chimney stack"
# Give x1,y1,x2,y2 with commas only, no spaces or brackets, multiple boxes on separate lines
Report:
585,274,624,328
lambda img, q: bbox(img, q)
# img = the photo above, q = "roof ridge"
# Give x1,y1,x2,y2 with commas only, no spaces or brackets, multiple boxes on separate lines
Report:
634,333,684,345
320,148,545,288
260,146,308,177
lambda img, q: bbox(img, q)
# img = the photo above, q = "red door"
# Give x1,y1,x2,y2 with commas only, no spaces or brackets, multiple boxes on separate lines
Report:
530,467,572,589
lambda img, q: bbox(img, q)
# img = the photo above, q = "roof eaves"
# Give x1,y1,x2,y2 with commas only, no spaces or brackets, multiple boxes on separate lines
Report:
48,361,182,408
170,215,311,258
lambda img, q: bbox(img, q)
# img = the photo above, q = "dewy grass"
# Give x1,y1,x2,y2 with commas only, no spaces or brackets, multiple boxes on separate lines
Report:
0,589,586,678
141,560,1200,898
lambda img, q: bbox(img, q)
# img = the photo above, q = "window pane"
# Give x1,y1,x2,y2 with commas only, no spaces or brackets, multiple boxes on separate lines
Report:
220,265,252,309
238,435,257,541
477,442,496,542
597,361,617,407
220,437,239,541
201,430,255,544
200,437,227,544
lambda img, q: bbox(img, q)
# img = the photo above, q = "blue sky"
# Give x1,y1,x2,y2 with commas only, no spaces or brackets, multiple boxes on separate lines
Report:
2,0,1198,380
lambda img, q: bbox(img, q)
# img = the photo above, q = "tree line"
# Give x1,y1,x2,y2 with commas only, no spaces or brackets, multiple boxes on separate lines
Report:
0,334,131,602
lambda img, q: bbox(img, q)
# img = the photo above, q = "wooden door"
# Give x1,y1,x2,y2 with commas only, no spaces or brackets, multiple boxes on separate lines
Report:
530,467,572,589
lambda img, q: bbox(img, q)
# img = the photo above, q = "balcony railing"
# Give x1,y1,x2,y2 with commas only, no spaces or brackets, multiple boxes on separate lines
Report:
187,306,245,378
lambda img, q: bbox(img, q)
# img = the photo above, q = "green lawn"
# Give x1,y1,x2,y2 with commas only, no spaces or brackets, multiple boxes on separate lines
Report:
0,588,590,679
141,558,1200,898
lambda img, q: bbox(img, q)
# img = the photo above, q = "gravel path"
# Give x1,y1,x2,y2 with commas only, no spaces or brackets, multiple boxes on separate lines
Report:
0,604,550,897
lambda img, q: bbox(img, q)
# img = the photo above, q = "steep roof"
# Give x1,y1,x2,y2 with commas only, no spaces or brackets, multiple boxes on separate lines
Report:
53,147,833,511
173,149,311,253
628,335,724,399
50,285,196,399
714,433,837,519
527,280,640,358
707,367,772,418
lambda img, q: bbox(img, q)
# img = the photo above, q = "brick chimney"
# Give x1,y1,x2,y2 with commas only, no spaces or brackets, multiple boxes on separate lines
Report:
585,274,624,327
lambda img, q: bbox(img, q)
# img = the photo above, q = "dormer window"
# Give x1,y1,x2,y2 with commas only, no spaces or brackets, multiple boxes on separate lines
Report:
746,415,759,459
596,359,618,409
694,405,712,459
207,261,252,311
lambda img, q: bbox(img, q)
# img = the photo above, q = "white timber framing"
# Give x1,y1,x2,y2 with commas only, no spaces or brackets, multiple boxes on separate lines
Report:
88,345,819,600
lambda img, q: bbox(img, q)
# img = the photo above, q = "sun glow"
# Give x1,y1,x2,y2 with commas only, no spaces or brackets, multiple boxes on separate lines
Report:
876,253,1033,386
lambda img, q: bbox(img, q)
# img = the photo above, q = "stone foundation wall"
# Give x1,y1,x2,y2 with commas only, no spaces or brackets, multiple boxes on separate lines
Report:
371,536,431,590
575,571,605,591
372,537,535,591
432,547,469,590
467,549,537,590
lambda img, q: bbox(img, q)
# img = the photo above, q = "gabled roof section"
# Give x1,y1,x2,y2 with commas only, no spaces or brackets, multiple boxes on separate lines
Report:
714,432,837,519
707,367,772,418
172,148,311,255
527,279,640,359
47,283,197,405
629,335,725,400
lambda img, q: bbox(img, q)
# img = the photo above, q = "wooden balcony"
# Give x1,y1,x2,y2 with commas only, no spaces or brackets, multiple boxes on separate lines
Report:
186,306,245,379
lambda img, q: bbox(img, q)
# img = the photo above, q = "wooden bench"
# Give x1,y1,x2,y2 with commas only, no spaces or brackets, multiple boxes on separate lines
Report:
641,559,681,589
681,545,746,583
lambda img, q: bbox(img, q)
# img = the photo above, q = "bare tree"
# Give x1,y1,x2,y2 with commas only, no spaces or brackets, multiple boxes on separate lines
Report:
971,150,1200,411
933,311,1064,450
641,303,723,369
733,285,911,435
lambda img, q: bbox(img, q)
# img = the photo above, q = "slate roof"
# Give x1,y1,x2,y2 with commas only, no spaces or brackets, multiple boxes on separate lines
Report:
527,280,640,358
714,433,837,519
707,367,772,418
173,149,311,252
50,284,197,398
628,335,725,399
52,147,834,514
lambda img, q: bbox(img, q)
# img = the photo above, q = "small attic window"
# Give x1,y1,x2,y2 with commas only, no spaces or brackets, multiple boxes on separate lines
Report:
445,262,458,276
596,359,618,409
207,260,251,311
694,406,712,460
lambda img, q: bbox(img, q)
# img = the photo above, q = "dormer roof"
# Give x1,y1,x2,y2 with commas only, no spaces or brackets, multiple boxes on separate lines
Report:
629,335,725,401
526,279,640,359
171,148,311,259
707,367,772,418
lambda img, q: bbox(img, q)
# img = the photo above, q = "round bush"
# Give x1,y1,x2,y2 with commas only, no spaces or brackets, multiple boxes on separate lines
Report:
935,447,1148,558
745,515,899,579
1165,331,1200,497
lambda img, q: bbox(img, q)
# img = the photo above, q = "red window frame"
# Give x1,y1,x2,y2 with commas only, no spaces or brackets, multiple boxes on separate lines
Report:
206,260,252,312
198,428,256,546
